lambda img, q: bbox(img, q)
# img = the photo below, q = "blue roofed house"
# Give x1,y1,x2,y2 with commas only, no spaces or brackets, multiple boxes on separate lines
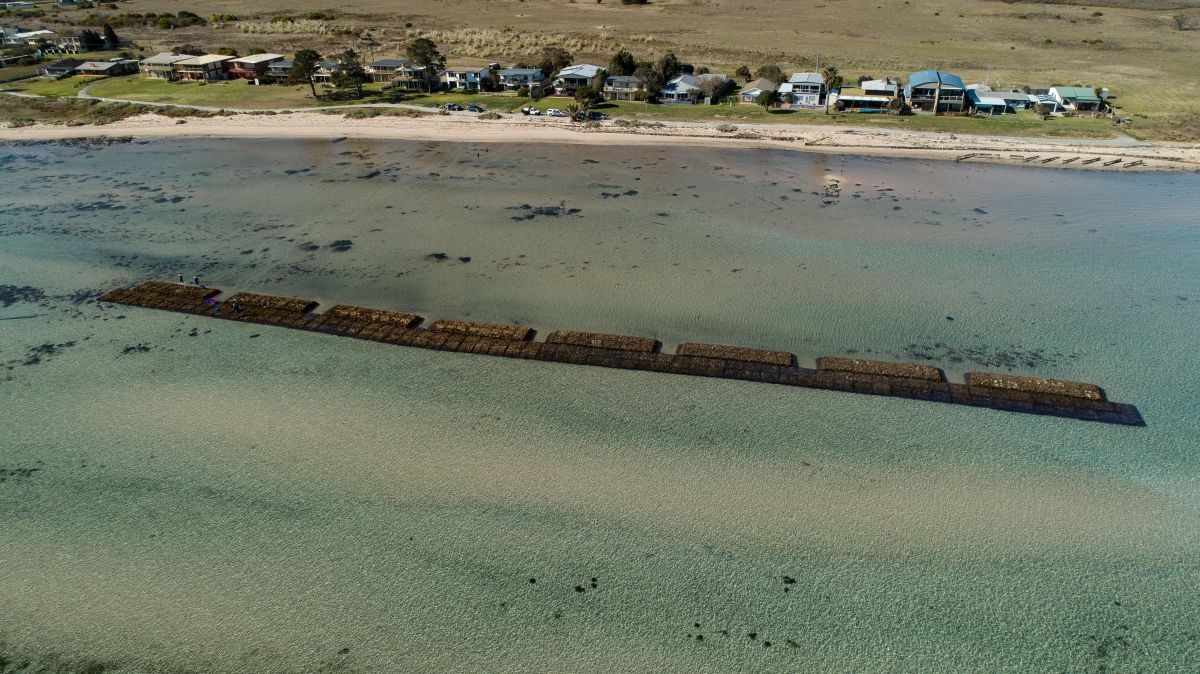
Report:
905,70,965,113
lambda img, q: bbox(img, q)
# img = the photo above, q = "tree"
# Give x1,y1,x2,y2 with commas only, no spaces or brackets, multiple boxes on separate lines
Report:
756,88,778,112
79,29,104,52
821,65,840,113
538,45,573,78
1172,15,1193,30
609,49,636,76
102,23,119,49
481,69,501,92
755,64,783,82
699,76,725,103
333,48,369,97
575,85,603,108
289,48,322,98
1033,102,1054,120
566,102,582,122
735,65,751,82
405,37,444,92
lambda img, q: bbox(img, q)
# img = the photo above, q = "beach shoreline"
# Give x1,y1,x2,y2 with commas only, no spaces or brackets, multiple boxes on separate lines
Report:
3,111,1199,172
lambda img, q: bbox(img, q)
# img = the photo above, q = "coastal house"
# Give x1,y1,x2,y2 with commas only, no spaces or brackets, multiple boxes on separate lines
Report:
366,59,437,91
738,78,777,104
784,72,827,109
553,63,603,95
7,29,54,47
265,59,292,83
0,2,34,9
966,86,1031,112
603,75,646,101
497,67,544,91
0,25,20,47
139,52,195,80
1050,86,1102,115
312,61,340,84
40,58,82,78
861,77,901,98
174,54,233,82
657,73,731,104
75,59,138,77
967,89,1011,116
443,65,490,91
905,70,965,113
228,53,284,80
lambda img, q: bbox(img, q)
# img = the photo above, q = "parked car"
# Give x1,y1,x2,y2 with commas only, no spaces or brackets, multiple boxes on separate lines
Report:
466,104,484,113
520,106,541,116
546,108,567,118
574,110,609,121
442,103,463,111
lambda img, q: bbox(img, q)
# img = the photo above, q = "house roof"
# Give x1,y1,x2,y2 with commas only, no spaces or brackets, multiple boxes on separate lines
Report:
907,70,964,89
268,60,292,69
555,63,603,79
445,65,488,73
967,90,1009,107
1051,86,1099,101
76,61,120,71
140,52,195,66
175,54,233,67
499,67,542,77
788,72,823,85
605,75,641,85
44,58,83,69
368,59,407,68
13,29,54,39
861,77,899,91
742,77,777,92
232,53,283,65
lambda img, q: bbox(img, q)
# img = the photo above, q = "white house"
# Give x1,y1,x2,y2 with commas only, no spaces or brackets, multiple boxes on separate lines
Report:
785,72,827,109
443,66,491,91
739,77,777,104
1050,86,1102,114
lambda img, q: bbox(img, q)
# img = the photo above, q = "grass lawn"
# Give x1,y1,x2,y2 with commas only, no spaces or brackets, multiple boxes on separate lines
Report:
84,77,320,109
0,63,41,83
5,75,95,97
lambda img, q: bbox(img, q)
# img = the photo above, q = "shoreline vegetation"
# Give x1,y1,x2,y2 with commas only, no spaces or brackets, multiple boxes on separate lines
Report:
2,103,1198,172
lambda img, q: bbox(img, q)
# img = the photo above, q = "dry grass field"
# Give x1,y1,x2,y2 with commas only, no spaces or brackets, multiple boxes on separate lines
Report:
8,0,1200,139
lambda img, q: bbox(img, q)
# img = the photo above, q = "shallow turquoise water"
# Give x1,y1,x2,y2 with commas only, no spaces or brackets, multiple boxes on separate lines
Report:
1,139,1198,672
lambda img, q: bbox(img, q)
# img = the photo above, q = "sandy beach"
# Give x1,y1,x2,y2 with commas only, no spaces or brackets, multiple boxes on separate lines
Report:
3,110,1199,172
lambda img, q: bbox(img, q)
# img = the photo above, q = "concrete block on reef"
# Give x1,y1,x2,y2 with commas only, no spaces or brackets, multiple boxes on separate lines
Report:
817,357,946,382
966,372,1105,401
677,342,795,367
322,305,422,328
546,330,661,353
429,319,534,341
225,291,317,315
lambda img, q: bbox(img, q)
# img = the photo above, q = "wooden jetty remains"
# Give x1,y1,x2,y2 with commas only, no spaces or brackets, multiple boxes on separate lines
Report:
98,281,1145,427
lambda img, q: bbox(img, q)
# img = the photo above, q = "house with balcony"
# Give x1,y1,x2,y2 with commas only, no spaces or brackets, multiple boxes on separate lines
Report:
265,60,292,83
784,72,827,109
497,67,545,91
443,66,491,91
228,53,284,80
140,52,196,80
905,70,965,113
312,61,340,84
175,54,232,82
603,75,646,101
553,64,603,95
366,59,437,91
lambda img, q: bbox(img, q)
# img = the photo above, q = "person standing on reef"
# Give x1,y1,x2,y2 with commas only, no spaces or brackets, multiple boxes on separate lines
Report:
178,274,185,284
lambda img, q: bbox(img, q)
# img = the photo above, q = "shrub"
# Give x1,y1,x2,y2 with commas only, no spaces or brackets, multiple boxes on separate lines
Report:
479,111,502,119
716,123,737,132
